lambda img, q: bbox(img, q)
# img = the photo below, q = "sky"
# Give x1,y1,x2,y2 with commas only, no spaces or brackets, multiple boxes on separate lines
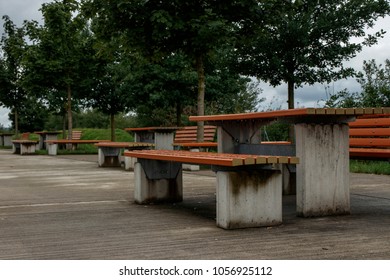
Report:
1,0,390,127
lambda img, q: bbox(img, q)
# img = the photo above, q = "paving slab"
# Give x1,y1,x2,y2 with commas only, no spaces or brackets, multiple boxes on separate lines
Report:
0,150,389,259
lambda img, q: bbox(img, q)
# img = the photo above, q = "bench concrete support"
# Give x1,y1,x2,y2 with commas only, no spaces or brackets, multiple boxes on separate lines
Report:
3,135,13,146
134,160,183,204
47,143,58,155
98,147,121,167
216,169,283,229
12,142,37,155
295,123,350,217
154,132,175,150
124,156,137,171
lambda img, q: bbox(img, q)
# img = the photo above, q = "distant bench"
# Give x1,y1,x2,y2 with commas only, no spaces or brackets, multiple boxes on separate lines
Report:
95,141,154,169
173,125,217,149
349,114,390,160
124,149,299,229
45,139,110,155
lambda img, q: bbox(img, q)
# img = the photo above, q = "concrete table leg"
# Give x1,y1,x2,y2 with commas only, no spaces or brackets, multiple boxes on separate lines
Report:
98,147,121,167
47,143,58,155
295,123,350,217
134,160,183,204
20,144,36,155
216,169,283,229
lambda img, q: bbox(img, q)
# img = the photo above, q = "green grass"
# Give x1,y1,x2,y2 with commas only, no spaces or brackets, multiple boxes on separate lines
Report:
350,160,390,175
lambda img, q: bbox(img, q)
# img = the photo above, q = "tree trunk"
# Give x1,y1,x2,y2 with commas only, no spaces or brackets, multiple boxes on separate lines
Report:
176,102,182,127
14,108,19,135
196,54,205,142
287,80,295,143
67,84,73,140
110,113,115,142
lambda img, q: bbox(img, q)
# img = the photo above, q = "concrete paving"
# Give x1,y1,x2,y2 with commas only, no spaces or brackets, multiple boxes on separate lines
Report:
0,149,389,259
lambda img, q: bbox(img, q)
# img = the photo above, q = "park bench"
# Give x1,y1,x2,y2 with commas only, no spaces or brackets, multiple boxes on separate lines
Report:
11,139,38,155
45,131,110,155
349,114,390,160
172,125,217,149
95,141,154,169
124,149,299,229
172,125,217,170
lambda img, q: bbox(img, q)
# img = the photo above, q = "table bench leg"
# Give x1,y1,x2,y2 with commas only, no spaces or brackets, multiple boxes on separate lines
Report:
47,143,58,155
134,160,183,204
98,147,121,167
216,169,283,229
295,123,350,217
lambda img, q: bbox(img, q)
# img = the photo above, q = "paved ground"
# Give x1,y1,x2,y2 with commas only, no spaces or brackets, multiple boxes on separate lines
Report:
0,149,389,259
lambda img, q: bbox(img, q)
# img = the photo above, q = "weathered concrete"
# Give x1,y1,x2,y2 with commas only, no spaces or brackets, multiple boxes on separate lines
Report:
0,149,389,260
295,123,350,217
216,169,282,229
12,141,38,155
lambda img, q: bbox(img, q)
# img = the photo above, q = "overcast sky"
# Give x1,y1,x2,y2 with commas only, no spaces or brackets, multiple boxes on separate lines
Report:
1,0,390,127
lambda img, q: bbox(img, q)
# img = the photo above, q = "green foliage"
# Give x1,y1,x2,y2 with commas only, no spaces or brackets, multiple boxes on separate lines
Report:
234,0,390,107
350,160,390,175
0,15,29,133
325,59,390,108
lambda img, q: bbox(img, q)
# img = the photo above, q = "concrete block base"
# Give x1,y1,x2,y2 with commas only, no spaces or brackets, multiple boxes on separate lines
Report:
47,143,58,155
216,169,283,229
98,147,121,167
134,161,183,204
296,123,350,217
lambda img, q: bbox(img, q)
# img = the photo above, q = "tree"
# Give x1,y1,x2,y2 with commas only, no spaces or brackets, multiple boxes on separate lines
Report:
23,0,95,139
0,16,28,135
325,59,390,108
82,0,252,141
235,0,390,109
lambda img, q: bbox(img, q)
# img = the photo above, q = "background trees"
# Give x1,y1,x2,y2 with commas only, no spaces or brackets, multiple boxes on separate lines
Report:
0,16,28,135
234,0,390,109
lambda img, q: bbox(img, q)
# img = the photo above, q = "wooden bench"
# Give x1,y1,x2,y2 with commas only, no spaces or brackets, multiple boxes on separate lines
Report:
173,125,217,149
173,125,217,171
349,114,390,160
45,139,110,155
124,149,299,229
95,141,154,169
11,140,38,155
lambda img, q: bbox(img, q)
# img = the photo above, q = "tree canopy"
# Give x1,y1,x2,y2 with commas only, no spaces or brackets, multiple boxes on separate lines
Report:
234,0,390,109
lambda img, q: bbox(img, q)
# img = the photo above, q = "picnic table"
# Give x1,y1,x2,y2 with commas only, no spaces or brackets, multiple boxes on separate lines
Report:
189,107,390,218
0,133,14,146
124,127,180,150
34,131,61,150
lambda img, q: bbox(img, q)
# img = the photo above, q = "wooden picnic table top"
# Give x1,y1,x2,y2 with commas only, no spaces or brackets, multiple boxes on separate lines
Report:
189,107,390,122
11,139,38,144
125,127,181,132
45,139,110,144
95,141,154,148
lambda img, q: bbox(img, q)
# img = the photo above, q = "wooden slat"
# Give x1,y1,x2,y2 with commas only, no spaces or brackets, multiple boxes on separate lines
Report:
46,140,110,144
95,142,154,148
349,148,390,158
124,150,299,166
350,138,390,147
173,142,218,148
349,117,390,127
349,128,390,137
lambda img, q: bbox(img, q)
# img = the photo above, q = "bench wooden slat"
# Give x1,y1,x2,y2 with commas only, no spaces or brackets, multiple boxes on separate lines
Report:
349,117,390,127
349,128,390,137
350,148,390,158
350,138,390,147
124,150,299,166
95,142,154,148
46,139,110,144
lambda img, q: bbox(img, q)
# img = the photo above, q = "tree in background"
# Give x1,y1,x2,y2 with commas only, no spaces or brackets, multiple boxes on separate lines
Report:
82,0,255,141
0,16,28,135
234,0,390,109
325,59,390,108
23,0,96,139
